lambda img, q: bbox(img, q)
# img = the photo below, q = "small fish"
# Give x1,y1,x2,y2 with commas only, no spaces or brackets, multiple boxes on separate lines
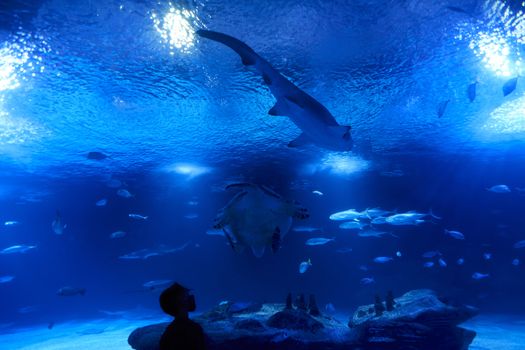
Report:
423,261,434,268
329,209,367,221
4,221,19,226
502,76,518,96
324,303,336,314
87,151,108,160
129,214,148,220
48,322,55,330
312,190,323,196
143,279,173,290
305,237,334,246
512,258,520,266
483,253,492,260
96,199,107,206
110,231,126,239
57,286,86,296
292,226,323,233
373,256,393,263
371,216,388,225
360,277,375,285
472,272,489,280
117,189,134,198
513,240,525,249
357,230,395,238
358,265,369,271
365,208,391,218
119,242,190,260
336,247,353,253
299,259,312,274
437,99,449,118
422,250,442,258
444,229,465,240
0,244,37,254
187,200,199,206
206,229,225,236
396,251,402,257
438,258,447,267
380,169,404,177
106,178,122,188
18,306,38,314
0,275,15,283
52,210,67,235
446,5,470,14
184,213,199,219
487,185,511,193
467,81,477,102
339,220,367,230
457,258,465,265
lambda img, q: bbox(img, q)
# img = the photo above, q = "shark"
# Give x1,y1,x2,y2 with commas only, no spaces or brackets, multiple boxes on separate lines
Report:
197,30,353,151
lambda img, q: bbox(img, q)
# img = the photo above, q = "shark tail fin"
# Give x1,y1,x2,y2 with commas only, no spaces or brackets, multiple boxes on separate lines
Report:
197,30,258,66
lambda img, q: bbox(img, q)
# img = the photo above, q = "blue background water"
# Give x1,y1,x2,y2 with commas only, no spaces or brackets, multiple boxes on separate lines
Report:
1,0,525,330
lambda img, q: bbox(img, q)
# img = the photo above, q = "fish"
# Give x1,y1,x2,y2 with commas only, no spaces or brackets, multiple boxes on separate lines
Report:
437,100,450,118
52,210,67,235
339,220,367,230
18,306,38,314
359,265,369,271
360,277,375,285
373,256,393,263
206,229,225,236
423,262,434,268
292,226,323,233
143,279,173,290
324,303,336,314
336,247,353,253
385,210,439,226
445,6,470,14
312,190,323,196
444,229,465,240
513,240,525,249
86,151,108,160
472,272,489,280
438,258,447,267
512,258,520,266
380,169,404,177
467,81,477,102
370,216,388,225
0,275,15,283
106,178,122,188
0,244,37,254
129,214,148,220
119,242,190,260
117,189,134,198
197,30,353,151
299,259,312,274
187,200,199,206
96,198,107,206
457,258,465,265
110,231,126,239
422,251,442,258
329,209,367,221
364,208,392,218
502,76,518,96
305,237,334,246
184,213,199,219
357,230,397,238
4,221,19,226
483,253,492,260
487,185,510,193
57,286,86,296
396,251,402,257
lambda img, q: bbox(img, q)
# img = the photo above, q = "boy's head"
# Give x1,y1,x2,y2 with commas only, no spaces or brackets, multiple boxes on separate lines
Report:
159,282,196,317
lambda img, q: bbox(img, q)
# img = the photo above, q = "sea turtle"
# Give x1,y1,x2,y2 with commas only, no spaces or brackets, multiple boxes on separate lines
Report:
213,183,309,257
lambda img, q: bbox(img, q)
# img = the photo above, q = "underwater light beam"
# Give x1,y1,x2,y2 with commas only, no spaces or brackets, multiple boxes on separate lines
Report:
151,5,197,54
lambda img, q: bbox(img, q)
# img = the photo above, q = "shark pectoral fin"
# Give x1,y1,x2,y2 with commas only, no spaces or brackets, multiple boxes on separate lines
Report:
329,125,351,139
288,133,312,148
269,99,288,116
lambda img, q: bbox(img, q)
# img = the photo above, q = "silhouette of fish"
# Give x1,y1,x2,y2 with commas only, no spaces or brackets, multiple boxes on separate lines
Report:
503,77,518,96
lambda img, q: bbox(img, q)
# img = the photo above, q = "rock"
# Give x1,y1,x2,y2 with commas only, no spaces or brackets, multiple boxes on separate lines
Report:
349,289,478,350
128,290,478,350
266,309,324,332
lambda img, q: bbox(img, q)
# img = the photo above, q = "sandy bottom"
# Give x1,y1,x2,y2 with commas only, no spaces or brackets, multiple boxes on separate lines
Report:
0,314,523,349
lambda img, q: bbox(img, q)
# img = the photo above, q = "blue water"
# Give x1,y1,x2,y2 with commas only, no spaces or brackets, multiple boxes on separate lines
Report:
1,0,525,347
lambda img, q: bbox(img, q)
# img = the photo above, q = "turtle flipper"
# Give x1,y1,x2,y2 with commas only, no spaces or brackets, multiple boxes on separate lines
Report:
271,227,281,253
223,229,244,253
